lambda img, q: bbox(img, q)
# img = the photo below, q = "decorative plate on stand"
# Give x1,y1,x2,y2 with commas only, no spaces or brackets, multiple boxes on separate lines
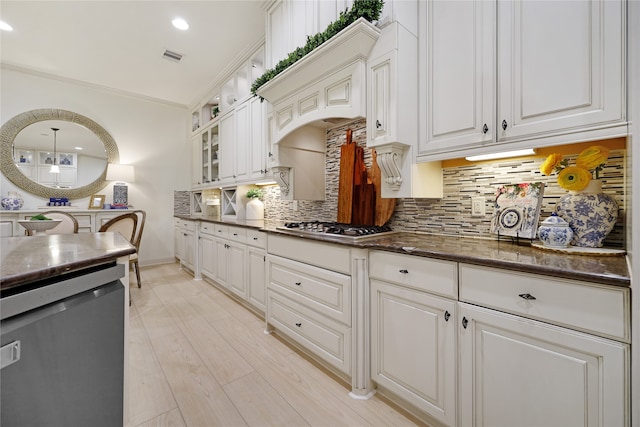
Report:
491,182,545,239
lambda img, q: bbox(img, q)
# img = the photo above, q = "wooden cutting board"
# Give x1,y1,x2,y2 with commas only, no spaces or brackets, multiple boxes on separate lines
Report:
337,129,356,223
351,145,375,225
371,149,396,226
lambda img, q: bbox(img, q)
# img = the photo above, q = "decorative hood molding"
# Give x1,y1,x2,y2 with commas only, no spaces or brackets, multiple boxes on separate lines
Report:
257,18,380,146
258,18,380,200
257,18,380,103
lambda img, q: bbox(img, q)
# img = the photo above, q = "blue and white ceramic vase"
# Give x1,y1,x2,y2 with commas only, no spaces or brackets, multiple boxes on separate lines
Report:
538,213,573,247
1,191,24,210
555,179,618,248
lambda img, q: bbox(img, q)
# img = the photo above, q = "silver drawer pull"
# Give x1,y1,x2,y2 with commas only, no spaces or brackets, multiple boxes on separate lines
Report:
253,237,258,240
295,322,302,327
233,233,238,236
399,269,409,274
294,282,301,286
519,293,536,301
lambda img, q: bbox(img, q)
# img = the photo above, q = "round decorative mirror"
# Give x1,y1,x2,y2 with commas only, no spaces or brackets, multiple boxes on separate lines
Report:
0,109,119,199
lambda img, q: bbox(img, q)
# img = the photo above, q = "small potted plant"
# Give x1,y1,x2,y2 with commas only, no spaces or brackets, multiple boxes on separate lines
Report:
245,188,264,221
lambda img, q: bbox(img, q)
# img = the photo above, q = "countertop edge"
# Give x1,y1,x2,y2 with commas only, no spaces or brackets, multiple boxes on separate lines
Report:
174,216,631,287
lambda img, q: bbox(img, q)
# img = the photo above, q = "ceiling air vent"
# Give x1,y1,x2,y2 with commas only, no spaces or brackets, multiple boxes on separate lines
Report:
162,49,183,63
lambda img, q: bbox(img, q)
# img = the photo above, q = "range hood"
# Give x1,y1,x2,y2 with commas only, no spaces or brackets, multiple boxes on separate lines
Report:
257,18,380,200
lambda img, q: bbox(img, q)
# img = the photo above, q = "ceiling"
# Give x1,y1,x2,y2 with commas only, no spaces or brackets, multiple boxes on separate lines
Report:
0,1,267,107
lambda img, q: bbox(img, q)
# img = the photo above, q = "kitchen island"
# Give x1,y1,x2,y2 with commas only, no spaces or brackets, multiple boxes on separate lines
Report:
0,232,135,426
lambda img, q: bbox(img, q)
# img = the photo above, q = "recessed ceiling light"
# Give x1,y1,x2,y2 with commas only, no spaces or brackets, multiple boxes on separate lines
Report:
75,147,83,150
0,21,13,32
172,18,189,31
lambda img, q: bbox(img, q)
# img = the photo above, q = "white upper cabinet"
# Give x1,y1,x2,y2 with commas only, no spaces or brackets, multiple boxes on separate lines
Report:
419,0,626,160
367,22,418,149
419,0,495,154
248,96,268,180
497,0,625,141
218,112,237,183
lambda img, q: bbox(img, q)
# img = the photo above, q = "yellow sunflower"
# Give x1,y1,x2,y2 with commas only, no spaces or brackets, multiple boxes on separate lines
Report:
540,153,563,175
557,166,592,191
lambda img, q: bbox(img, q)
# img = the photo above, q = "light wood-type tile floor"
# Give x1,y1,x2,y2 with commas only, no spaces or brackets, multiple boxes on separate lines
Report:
128,263,428,427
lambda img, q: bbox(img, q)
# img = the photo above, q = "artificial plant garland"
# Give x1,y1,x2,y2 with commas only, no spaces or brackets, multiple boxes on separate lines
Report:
251,0,384,98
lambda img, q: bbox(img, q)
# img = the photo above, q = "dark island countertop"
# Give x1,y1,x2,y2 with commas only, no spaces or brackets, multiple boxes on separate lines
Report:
175,215,630,287
0,232,136,292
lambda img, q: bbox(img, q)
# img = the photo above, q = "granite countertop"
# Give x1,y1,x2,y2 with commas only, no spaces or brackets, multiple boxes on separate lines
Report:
0,232,136,292
174,214,269,229
175,215,630,287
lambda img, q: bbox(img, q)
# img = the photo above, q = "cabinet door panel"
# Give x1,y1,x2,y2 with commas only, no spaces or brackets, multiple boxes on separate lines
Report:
227,243,246,298
498,0,625,140
219,113,235,182
371,279,456,426
234,103,248,181
420,0,495,155
369,58,390,143
249,97,266,179
459,303,629,427
247,247,266,312
200,235,215,280
215,240,228,286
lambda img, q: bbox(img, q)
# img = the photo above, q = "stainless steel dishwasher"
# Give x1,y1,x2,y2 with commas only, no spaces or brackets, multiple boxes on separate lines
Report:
1,263,125,427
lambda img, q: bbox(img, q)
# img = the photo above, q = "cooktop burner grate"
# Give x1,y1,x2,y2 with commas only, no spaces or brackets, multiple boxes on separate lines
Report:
277,221,395,240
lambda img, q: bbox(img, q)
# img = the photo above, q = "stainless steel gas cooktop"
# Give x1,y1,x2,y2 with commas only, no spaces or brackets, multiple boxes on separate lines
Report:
276,221,396,241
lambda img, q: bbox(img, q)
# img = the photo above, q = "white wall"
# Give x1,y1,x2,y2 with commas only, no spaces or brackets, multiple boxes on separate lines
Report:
1,67,190,265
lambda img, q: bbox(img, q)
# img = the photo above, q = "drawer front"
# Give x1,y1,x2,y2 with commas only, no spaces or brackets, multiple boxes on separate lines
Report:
227,226,247,244
268,290,351,375
459,264,630,342
268,255,351,325
246,229,266,249
214,223,228,238
174,218,196,232
369,250,458,299
199,222,215,236
268,234,351,274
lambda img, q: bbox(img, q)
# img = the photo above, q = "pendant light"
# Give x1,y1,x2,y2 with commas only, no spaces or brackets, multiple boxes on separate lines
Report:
49,127,60,174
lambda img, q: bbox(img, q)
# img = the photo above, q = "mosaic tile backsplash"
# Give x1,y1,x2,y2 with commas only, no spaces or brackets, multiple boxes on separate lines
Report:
263,118,626,247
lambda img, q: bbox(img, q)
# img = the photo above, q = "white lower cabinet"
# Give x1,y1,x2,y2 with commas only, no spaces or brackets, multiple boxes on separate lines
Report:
246,229,267,312
199,222,216,280
371,279,456,425
213,224,246,299
266,235,353,376
459,264,630,427
174,218,196,272
458,302,629,427
369,250,458,426
198,222,266,313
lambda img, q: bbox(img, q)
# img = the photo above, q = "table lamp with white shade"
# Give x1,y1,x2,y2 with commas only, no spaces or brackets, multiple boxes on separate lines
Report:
106,163,135,206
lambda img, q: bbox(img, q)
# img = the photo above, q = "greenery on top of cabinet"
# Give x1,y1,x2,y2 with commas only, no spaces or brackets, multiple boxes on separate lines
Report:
251,0,384,98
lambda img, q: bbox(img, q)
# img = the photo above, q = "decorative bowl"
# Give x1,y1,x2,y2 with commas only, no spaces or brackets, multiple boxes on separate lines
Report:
17,219,62,235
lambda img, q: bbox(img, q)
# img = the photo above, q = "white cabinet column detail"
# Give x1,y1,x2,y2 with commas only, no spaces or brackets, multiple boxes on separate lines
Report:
349,248,373,399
